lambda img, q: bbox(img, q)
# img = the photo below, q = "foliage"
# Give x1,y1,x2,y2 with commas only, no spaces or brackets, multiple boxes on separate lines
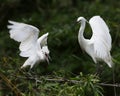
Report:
0,66,103,96
0,0,120,95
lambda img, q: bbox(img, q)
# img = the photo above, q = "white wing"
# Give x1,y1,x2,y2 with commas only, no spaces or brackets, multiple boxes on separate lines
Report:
89,16,112,66
7,20,40,57
37,33,49,54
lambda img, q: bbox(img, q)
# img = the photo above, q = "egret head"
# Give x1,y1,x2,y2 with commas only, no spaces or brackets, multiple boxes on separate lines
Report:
38,50,50,64
77,17,87,23
42,46,50,63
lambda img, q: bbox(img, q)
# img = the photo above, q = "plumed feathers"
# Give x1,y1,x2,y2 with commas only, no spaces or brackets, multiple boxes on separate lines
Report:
7,20,50,68
77,16,113,68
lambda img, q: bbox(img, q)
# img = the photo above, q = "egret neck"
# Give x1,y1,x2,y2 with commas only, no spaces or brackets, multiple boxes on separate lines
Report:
78,20,88,50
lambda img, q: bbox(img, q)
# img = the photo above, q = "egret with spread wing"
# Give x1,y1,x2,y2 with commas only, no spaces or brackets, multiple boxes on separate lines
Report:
77,16,113,68
7,21,50,69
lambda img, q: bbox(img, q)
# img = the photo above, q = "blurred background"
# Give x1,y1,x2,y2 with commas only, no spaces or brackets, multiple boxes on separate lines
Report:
0,0,120,96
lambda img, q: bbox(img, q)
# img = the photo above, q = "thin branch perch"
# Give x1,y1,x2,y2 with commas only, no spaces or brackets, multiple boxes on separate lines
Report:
98,83,120,87
14,74,120,88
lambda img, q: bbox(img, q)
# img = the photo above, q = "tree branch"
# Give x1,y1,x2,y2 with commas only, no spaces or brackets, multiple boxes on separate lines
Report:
98,83,120,87
14,74,120,88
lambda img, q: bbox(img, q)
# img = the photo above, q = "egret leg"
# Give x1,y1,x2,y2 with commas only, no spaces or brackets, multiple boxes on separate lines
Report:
27,69,36,78
28,67,36,75
28,68,32,73
112,66,117,96
95,62,103,76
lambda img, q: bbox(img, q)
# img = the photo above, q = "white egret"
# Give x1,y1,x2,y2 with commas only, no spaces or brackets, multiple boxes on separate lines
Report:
7,20,50,69
77,16,113,68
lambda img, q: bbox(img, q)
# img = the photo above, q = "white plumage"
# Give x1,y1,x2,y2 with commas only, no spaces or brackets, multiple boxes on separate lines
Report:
7,20,50,69
77,16,113,67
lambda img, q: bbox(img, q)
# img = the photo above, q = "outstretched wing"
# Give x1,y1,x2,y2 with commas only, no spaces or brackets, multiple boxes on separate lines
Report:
37,33,49,54
89,16,112,66
7,20,40,57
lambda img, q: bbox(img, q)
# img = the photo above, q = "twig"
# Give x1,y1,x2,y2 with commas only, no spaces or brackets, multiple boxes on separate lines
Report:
98,83,120,87
45,78,82,84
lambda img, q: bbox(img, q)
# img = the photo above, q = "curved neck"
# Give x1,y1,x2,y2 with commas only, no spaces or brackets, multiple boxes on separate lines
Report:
78,20,86,44
37,38,42,50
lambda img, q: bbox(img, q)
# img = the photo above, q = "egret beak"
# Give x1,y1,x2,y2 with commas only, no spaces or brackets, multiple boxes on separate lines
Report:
45,53,50,64
76,19,80,23
48,55,52,61
46,57,49,64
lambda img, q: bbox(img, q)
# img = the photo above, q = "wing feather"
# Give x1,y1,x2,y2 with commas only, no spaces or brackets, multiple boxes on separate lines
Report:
89,16,112,60
7,20,40,57
37,33,49,53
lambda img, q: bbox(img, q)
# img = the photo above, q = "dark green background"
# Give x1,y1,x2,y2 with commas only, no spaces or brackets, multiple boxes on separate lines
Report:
0,0,120,96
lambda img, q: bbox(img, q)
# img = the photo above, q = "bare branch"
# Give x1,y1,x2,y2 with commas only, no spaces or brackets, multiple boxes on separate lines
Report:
98,83,120,87
11,73,120,88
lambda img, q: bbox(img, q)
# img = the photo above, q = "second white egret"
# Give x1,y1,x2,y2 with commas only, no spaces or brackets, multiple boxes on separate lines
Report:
77,16,113,68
